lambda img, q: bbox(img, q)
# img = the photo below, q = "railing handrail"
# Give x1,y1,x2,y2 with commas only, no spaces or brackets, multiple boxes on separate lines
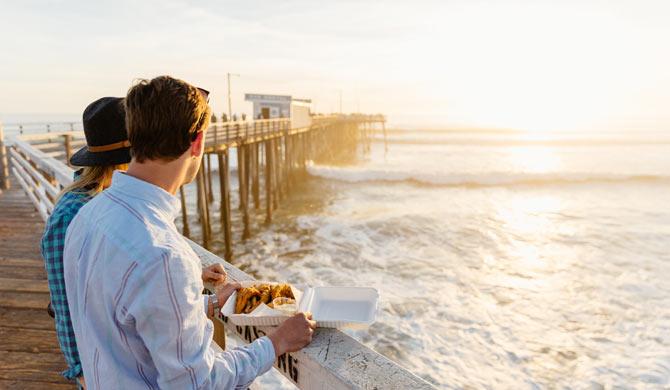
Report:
2,118,434,390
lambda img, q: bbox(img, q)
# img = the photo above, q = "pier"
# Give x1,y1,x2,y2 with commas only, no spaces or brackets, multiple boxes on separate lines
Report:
0,177,71,389
0,117,436,389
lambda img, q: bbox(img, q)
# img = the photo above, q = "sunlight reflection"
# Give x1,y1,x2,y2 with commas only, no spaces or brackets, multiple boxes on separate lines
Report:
508,146,561,174
497,195,562,237
491,193,564,292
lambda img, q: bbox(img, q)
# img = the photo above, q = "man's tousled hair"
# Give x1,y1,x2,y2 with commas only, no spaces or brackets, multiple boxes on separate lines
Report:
125,76,211,162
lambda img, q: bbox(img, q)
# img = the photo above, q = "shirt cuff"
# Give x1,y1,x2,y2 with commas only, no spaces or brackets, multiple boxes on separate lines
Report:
254,336,276,375
62,363,83,380
203,294,210,315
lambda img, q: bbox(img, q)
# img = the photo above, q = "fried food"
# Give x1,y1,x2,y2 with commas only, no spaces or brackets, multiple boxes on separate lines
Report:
271,284,294,300
258,284,272,305
235,287,260,314
234,283,295,314
268,297,295,308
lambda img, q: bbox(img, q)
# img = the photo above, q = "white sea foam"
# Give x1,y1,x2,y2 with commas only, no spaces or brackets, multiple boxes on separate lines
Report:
307,164,668,187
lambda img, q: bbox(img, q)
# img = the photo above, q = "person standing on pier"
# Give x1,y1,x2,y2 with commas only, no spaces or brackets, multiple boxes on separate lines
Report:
63,76,316,389
41,96,229,389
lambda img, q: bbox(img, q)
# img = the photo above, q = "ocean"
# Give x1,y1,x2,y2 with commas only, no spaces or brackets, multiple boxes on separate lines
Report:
202,128,670,389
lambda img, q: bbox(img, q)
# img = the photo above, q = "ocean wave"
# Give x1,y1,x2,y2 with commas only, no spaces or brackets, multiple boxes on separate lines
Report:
372,135,670,147
307,165,669,187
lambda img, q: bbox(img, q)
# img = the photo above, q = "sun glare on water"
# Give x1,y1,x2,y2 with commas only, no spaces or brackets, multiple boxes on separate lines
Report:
508,146,561,174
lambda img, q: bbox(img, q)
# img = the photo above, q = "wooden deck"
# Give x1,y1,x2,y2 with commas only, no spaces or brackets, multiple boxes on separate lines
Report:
0,178,72,389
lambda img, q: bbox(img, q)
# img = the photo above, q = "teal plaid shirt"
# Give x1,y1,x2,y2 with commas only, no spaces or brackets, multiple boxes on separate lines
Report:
41,189,91,380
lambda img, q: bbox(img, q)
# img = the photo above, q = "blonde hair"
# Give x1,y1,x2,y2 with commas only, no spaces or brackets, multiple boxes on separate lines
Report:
58,163,128,200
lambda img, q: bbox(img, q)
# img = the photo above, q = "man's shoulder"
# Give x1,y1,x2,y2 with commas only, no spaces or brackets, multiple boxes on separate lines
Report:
73,189,188,257
74,189,141,226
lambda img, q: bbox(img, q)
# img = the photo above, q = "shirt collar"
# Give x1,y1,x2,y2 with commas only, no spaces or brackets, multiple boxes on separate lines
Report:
109,171,181,220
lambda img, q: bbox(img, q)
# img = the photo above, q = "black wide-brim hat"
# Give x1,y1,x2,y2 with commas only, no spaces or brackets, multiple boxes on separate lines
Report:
70,97,131,167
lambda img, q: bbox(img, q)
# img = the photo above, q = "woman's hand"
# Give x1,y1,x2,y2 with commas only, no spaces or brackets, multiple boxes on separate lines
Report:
201,263,226,286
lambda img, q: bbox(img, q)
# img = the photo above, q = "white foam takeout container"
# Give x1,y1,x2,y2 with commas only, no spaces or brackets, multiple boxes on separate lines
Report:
220,281,379,329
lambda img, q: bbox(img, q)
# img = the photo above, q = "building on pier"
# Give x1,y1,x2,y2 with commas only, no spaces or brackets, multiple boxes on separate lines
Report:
244,93,312,128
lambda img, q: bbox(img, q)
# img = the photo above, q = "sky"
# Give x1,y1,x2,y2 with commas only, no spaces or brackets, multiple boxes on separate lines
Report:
1,0,669,131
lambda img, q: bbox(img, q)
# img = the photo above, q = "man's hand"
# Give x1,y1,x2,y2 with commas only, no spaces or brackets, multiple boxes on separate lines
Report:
268,312,317,356
207,282,241,317
215,282,241,306
202,263,226,286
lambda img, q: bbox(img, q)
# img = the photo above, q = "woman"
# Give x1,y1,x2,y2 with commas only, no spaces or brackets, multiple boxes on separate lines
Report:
40,97,132,388
41,97,230,388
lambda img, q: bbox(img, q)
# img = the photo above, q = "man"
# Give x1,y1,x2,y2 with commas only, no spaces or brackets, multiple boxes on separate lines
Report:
64,76,316,389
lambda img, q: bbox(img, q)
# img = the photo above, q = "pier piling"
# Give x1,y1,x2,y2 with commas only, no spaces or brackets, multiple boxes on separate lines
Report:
217,151,233,260
196,160,211,249
265,139,273,224
240,144,251,240
206,154,214,203
252,143,260,209
179,186,190,238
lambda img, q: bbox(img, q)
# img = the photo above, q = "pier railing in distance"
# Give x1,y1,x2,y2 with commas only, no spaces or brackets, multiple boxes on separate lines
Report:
2,118,435,390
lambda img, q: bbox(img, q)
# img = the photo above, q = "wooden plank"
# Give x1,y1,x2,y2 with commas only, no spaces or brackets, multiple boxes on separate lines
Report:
0,327,61,354
0,351,69,384
0,379,72,390
0,291,49,310
0,308,55,331
0,263,47,283
0,216,42,223
0,258,44,268
0,278,50,293
0,239,43,250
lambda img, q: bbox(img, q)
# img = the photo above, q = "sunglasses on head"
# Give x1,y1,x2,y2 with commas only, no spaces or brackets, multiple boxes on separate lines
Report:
191,87,210,142
197,87,210,103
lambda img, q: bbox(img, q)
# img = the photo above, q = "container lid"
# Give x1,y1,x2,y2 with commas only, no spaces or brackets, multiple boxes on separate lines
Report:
299,286,379,325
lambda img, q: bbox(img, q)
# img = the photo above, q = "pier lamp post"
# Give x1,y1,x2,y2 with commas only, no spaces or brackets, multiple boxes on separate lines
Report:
227,73,240,120
338,89,343,114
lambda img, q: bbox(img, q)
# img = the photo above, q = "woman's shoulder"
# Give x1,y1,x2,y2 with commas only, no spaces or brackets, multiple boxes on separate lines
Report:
51,191,93,218
42,191,95,246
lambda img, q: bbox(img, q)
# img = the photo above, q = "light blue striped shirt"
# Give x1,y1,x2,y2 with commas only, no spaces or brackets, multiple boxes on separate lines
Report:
63,171,275,389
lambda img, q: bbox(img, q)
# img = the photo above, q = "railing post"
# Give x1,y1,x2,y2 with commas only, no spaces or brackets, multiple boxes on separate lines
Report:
0,122,10,190
63,134,73,165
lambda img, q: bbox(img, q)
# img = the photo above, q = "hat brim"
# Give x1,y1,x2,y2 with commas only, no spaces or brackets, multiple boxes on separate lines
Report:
69,146,131,167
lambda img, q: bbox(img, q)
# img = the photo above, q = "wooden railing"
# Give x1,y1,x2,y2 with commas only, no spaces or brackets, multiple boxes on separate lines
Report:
0,119,435,389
